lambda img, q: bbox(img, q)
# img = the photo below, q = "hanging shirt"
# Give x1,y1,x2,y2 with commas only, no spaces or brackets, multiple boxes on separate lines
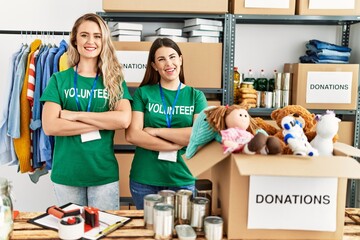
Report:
7,45,30,138
0,46,22,166
39,46,59,169
30,46,49,169
53,39,68,73
13,39,42,173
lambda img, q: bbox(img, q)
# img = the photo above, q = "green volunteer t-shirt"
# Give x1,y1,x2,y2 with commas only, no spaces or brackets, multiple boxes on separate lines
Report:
40,67,132,187
130,83,208,187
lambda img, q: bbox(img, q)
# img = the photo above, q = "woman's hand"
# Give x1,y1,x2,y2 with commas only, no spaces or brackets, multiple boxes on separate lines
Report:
143,127,159,137
60,110,79,122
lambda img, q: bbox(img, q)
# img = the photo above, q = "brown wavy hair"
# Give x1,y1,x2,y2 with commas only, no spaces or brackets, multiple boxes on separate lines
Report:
140,37,185,87
67,13,124,110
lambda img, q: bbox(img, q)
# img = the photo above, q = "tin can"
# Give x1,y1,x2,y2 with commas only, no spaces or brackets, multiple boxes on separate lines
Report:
281,73,291,90
204,216,223,240
144,194,163,229
175,189,193,225
264,91,273,108
190,197,210,232
274,72,282,90
273,90,282,108
195,179,212,216
281,90,290,107
256,91,261,107
153,203,174,240
158,190,176,206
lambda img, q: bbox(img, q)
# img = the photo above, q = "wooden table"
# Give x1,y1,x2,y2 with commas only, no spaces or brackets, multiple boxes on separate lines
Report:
10,209,360,239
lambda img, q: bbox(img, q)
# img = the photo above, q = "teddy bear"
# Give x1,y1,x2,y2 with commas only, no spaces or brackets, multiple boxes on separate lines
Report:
205,104,282,155
281,115,318,156
310,110,341,156
253,105,318,154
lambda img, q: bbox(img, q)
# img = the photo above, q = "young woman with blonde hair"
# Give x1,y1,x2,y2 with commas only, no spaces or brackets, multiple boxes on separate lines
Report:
41,13,132,210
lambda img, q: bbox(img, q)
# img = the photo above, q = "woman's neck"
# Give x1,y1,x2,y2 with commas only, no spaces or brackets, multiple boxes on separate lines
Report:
76,59,98,77
160,79,181,90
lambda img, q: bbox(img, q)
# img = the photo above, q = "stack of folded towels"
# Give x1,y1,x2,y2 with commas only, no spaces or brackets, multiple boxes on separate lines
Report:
300,39,351,64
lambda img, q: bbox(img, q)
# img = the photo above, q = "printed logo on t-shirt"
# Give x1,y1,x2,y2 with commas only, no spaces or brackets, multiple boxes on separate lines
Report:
148,103,194,115
64,88,109,99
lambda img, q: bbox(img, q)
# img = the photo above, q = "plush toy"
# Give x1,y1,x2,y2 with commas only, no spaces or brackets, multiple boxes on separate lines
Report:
185,106,218,159
310,110,341,156
206,104,282,155
281,115,318,156
254,105,317,154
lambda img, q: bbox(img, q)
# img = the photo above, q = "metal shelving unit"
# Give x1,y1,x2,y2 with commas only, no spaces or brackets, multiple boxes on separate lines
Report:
97,11,229,104
98,11,360,206
230,14,360,208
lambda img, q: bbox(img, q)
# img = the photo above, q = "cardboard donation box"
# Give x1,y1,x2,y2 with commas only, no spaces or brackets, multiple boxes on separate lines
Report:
230,0,296,15
296,0,360,16
113,42,222,89
285,63,359,110
185,141,360,240
103,0,228,13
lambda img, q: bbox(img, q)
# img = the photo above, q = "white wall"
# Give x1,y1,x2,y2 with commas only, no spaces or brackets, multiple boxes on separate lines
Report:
234,24,344,78
0,0,103,212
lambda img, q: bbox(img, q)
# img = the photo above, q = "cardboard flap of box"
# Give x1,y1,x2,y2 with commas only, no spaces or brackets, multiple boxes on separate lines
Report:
333,142,360,158
184,141,229,177
233,154,360,179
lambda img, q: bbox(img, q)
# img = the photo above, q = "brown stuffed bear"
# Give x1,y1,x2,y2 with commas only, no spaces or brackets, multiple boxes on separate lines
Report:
253,105,318,154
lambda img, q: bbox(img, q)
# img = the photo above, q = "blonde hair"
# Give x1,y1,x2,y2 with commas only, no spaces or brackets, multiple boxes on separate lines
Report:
205,103,259,135
67,13,124,110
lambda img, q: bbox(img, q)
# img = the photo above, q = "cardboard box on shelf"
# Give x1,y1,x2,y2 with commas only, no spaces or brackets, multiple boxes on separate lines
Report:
296,0,360,16
102,0,228,13
184,141,360,240
230,0,296,15
113,42,222,89
284,63,359,110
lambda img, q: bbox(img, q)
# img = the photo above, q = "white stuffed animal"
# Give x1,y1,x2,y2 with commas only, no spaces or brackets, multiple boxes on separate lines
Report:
281,115,318,156
310,110,341,156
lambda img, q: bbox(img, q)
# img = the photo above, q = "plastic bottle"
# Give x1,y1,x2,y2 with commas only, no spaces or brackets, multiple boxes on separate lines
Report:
233,67,241,103
268,69,276,92
243,69,256,86
256,69,268,91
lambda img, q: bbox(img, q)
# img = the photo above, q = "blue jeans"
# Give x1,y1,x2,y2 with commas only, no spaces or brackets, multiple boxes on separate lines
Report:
129,179,195,210
53,181,119,210
309,39,351,52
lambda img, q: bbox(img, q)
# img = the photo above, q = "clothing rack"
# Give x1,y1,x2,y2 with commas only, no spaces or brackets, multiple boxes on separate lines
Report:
0,30,70,35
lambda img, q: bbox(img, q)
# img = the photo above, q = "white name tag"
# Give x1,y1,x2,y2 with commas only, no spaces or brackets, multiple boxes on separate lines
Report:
158,151,177,162
81,130,101,142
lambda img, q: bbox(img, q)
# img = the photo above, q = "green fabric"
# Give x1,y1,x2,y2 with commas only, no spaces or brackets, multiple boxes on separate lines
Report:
185,106,217,159
40,67,132,186
130,84,207,187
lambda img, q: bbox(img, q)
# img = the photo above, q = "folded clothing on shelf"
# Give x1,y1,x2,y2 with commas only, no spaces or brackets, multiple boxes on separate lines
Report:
309,39,351,53
299,55,349,64
300,39,351,64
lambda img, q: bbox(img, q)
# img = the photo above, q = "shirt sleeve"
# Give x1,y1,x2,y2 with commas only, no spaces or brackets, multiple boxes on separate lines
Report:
131,87,145,112
121,80,133,101
39,74,61,105
194,89,208,114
